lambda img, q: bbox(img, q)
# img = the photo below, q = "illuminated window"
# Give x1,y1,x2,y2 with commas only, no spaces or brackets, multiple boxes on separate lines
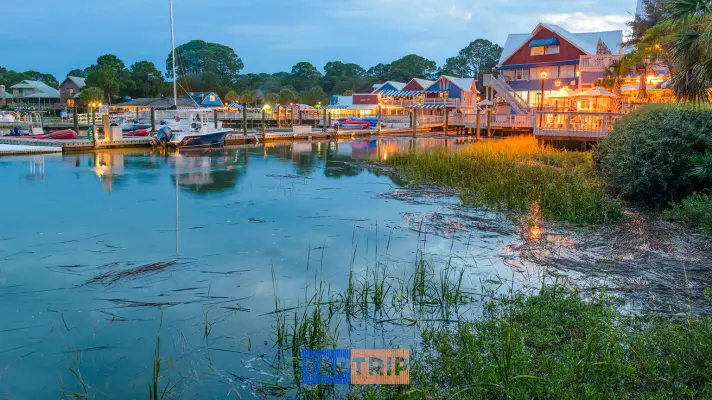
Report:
560,65,576,78
503,70,515,81
209,95,215,101
545,46,560,55
515,69,529,80
531,46,545,56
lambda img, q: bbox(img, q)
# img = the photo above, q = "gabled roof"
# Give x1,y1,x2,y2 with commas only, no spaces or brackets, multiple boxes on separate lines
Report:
372,81,406,93
437,75,477,92
498,23,624,66
406,78,435,89
62,76,86,89
9,80,60,98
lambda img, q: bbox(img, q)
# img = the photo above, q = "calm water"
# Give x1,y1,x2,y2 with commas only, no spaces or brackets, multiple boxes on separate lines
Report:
0,137,521,399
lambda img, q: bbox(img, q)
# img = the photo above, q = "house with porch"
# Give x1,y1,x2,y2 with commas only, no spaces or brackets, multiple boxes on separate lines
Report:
491,23,625,113
10,80,61,108
185,92,224,108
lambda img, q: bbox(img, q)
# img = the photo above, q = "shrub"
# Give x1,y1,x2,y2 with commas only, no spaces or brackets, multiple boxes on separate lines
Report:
664,192,712,235
594,105,712,207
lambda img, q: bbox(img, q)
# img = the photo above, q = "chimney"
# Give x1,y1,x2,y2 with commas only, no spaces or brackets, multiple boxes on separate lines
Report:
0,85,5,107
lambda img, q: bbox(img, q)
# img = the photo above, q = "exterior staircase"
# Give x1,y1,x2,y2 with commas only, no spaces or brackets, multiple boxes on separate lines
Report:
483,74,531,114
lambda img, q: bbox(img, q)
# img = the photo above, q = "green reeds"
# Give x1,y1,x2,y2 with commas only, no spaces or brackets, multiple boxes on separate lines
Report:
59,330,89,400
386,135,622,224
149,310,178,400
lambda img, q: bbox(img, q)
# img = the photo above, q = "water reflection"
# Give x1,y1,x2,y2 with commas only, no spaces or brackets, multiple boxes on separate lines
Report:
72,137,470,193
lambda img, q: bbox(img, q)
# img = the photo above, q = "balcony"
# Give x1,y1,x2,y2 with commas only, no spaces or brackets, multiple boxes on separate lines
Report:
380,98,460,108
579,54,620,72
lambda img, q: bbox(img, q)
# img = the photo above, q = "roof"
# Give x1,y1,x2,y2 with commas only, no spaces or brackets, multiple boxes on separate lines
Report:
347,104,379,110
498,23,624,66
330,95,353,106
9,80,60,98
61,76,86,88
114,97,199,109
439,75,476,92
405,78,435,89
372,81,406,93
380,90,425,97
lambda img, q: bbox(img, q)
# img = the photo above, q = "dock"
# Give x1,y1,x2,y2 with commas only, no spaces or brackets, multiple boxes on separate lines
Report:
0,143,62,156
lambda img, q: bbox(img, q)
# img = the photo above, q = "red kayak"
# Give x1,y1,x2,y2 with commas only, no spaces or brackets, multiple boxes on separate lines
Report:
339,120,371,130
15,130,78,140
123,129,150,137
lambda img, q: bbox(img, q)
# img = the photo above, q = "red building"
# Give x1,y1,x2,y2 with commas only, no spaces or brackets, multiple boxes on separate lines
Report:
495,23,626,109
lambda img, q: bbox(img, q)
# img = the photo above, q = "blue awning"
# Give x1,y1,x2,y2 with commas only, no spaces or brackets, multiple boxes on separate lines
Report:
529,37,560,47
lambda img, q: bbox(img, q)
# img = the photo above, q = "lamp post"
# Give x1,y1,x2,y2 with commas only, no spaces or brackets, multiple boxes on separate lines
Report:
539,71,548,111
539,71,548,129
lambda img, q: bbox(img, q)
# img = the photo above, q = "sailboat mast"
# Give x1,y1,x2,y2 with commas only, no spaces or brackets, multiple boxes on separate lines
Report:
169,0,178,107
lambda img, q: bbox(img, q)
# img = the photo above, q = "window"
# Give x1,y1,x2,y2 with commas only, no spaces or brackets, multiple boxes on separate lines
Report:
530,46,545,56
209,95,215,102
559,65,576,79
68,89,74,98
515,69,530,80
530,66,558,80
545,46,560,55
503,70,515,81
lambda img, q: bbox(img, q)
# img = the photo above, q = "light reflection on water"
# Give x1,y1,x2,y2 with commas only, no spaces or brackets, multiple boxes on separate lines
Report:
0,136,516,399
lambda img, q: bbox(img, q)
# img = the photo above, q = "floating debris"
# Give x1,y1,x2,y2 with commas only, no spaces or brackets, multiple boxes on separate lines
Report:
84,261,180,286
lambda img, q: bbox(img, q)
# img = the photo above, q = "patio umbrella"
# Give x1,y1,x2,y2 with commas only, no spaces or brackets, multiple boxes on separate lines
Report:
574,87,617,112
548,86,577,98
477,99,493,107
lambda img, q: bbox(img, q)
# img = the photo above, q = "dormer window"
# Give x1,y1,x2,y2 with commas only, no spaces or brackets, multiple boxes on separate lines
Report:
529,37,560,56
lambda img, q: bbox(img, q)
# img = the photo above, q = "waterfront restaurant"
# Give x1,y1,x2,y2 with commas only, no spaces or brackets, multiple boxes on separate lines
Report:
375,75,479,115
497,23,627,110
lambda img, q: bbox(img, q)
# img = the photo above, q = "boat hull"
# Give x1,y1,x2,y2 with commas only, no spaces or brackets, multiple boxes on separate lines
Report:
169,130,230,148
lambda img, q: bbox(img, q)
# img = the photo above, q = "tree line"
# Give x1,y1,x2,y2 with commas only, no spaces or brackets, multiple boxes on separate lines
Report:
0,39,502,106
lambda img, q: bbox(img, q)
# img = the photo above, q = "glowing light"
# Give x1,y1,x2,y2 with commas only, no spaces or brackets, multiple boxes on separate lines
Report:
555,80,561,87
540,71,548,80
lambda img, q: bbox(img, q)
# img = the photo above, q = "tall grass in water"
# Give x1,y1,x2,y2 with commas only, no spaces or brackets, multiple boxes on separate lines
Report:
387,135,622,224
149,310,178,400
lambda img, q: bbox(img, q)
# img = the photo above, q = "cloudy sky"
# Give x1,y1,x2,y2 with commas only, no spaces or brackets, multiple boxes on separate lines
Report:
3,0,639,78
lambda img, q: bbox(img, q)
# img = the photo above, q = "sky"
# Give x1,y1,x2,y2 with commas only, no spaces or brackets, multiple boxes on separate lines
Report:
2,0,639,79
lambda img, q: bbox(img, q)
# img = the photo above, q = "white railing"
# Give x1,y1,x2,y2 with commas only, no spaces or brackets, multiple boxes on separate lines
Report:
423,98,460,107
534,111,624,138
579,54,620,72
418,115,445,125
491,114,535,129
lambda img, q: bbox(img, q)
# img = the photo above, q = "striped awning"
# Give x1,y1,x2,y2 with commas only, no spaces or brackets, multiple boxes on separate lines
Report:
227,102,244,109
324,105,349,109
380,90,424,97
419,104,445,109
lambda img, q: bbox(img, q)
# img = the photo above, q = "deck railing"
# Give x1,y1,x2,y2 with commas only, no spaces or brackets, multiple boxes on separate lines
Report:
533,111,624,138
579,54,620,72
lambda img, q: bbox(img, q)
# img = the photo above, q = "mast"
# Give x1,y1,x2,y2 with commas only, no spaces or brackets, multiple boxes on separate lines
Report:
169,0,178,107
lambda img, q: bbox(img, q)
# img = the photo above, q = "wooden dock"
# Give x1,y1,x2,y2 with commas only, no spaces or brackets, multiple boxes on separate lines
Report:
0,143,62,156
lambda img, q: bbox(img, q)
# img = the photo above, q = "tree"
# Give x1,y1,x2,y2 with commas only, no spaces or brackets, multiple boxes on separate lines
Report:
322,61,368,95
166,40,243,94
264,92,280,105
599,59,630,112
370,55,438,82
299,86,327,106
128,61,165,98
626,0,668,46
665,0,712,102
78,86,104,105
289,62,322,92
224,89,239,104
278,87,298,104
442,39,503,85
239,90,257,106
23,71,59,87
86,54,131,102
67,69,87,78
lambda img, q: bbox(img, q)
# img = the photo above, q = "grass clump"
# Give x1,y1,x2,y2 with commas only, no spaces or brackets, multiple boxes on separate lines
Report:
408,287,712,399
664,191,712,235
387,135,621,224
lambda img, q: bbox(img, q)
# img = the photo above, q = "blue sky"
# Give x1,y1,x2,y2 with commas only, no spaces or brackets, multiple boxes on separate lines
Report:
3,0,638,78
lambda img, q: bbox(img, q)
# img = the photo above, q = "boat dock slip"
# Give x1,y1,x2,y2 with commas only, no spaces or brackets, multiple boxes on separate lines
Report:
0,136,152,152
0,143,62,155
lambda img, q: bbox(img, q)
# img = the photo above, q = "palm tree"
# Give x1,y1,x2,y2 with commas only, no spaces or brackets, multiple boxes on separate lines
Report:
666,0,712,103
601,59,628,112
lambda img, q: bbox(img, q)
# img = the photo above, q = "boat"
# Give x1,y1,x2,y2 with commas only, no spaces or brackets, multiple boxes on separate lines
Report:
14,129,78,140
151,109,231,148
149,0,232,149
339,119,371,130
0,111,16,123
123,129,151,137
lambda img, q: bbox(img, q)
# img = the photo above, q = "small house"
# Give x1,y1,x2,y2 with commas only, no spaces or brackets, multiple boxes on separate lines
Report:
10,80,61,108
185,92,223,108
372,81,406,94
422,75,478,111
59,76,86,104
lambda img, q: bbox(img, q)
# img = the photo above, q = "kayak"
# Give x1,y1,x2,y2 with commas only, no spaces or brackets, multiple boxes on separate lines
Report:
15,130,78,140
123,129,151,137
339,120,371,130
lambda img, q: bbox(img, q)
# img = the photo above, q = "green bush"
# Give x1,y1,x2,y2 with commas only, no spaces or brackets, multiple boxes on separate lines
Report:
594,105,712,207
664,192,712,235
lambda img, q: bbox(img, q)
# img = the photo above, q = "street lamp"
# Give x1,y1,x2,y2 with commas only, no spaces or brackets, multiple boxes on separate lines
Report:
539,71,548,111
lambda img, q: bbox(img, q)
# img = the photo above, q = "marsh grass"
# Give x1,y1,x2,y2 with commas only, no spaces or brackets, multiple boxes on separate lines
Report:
149,311,178,400
59,330,89,400
386,135,622,224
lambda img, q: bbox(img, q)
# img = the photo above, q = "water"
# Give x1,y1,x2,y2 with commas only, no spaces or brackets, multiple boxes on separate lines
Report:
0,137,519,399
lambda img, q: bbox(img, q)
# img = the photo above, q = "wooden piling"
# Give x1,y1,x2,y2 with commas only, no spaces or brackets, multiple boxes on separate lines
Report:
475,110,481,140
242,103,248,135
377,107,382,134
213,109,219,129
72,104,78,134
322,108,327,133
412,108,417,137
444,110,449,135
486,109,492,137
150,107,156,132
262,110,266,135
